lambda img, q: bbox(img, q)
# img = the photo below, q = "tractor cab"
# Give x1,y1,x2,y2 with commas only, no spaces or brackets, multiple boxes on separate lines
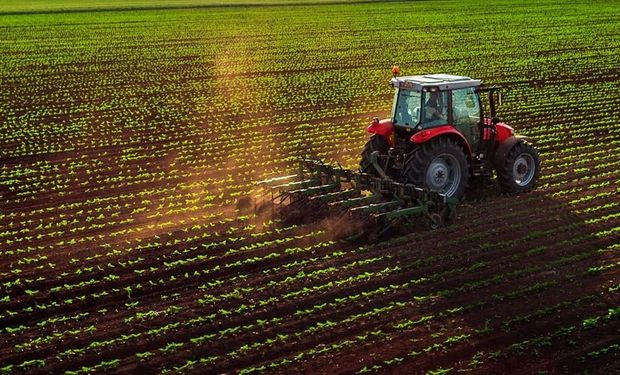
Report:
390,74,484,152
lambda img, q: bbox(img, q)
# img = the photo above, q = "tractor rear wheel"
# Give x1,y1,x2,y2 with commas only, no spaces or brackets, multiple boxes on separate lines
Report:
403,137,469,199
497,141,540,193
360,135,389,176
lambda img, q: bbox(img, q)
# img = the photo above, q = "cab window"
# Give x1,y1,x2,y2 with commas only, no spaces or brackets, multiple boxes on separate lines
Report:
393,89,421,126
451,88,481,146
421,91,448,128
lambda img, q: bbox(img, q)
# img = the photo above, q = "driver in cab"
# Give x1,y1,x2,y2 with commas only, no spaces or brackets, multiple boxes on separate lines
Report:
423,91,447,126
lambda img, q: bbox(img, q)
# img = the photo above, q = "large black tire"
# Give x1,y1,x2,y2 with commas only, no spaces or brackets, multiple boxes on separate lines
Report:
497,141,540,193
360,135,390,176
403,137,469,200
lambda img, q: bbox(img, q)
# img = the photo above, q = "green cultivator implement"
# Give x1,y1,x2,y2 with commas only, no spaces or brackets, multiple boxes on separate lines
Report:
261,159,458,242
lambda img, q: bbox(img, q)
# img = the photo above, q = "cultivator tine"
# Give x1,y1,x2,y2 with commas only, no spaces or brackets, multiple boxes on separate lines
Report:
329,194,381,210
311,189,361,203
259,174,299,185
287,183,341,199
271,179,320,191
259,158,353,222
374,205,426,222
349,200,401,216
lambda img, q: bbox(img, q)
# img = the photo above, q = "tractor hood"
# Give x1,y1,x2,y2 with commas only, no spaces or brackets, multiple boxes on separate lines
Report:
367,118,394,137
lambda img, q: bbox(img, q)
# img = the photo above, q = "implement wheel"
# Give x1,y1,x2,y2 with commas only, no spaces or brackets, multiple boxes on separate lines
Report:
403,137,469,200
360,135,389,177
497,141,540,193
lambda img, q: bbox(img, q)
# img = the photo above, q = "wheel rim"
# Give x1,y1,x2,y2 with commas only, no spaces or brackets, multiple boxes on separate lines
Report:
512,153,535,186
426,153,461,196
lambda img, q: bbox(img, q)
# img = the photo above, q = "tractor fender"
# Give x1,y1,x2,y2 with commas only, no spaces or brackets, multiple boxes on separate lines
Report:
367,118,394,145
410,125,473,159
493,135,531,169
495,122,514,142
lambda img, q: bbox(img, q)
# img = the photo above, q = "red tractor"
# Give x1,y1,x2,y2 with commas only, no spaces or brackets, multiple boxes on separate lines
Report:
362,68,540,199
263,69,541,239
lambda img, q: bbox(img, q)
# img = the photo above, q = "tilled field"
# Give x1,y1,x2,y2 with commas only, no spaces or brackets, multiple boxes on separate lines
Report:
0,0,619,373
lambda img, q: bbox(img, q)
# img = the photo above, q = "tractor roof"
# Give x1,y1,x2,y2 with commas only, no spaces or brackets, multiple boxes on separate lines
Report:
391,74,481,91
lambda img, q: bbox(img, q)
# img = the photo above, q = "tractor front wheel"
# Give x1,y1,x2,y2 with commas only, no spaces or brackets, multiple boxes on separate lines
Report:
360,135,390,176
403,137,469,200
497,141,540,193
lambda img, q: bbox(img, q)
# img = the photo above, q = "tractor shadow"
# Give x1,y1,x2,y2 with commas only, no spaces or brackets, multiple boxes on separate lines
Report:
392,182,618,373
237,159,617,373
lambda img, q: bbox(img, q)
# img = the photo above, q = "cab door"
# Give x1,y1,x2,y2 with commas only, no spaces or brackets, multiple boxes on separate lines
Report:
451,87,481,150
